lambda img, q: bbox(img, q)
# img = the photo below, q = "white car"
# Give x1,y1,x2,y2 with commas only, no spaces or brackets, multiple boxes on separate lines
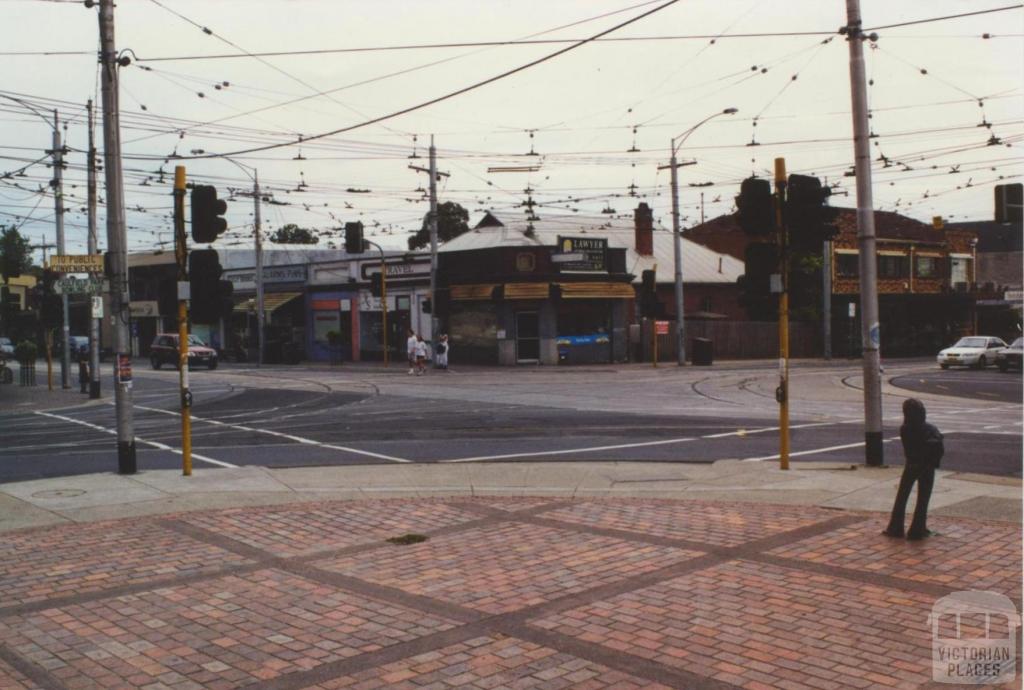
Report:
937,336,1008,369
0,337,13,357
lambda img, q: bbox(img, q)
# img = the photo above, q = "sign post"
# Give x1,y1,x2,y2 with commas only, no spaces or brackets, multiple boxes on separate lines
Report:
173,166,192,476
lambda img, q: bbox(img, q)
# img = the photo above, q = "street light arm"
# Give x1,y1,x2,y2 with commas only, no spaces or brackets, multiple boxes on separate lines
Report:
671,107,738,155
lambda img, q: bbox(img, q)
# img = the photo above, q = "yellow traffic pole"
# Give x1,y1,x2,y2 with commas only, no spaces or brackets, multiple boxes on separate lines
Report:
775,157,790,471
381,260,389,368
173,166,192,476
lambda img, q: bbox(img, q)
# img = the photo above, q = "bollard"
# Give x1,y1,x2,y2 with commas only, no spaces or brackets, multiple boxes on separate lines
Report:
79,358,89,393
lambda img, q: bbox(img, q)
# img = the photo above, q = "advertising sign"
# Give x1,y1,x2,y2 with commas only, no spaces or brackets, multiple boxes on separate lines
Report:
655,320,670,335
115,353,132,389
49,254,104,274
556,237,607,272
54,277,105,295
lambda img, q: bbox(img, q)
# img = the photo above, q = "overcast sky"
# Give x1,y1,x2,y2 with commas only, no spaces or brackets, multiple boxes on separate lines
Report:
2,0,1021,259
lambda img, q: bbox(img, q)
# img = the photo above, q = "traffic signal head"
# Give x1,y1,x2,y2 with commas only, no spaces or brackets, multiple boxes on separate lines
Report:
189,249,224,323
736,177,776,235
786,174,839,250
191,185,228,244
369,272,383,298
344,222,365,254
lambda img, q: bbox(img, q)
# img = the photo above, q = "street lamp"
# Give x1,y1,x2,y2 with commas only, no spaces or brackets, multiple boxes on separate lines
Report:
664,107,737,366
193,153,264,366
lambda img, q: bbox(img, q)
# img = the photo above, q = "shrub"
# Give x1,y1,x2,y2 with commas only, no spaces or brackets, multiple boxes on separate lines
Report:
14,340,37,365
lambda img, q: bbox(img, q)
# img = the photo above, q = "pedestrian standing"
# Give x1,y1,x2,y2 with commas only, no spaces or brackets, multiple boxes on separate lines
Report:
436,334,449,370
406,328,417,375
883,398,944,540
414,334,428,376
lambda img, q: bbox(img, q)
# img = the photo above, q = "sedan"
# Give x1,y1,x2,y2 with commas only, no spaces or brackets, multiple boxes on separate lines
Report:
937,336,1007,369
150,334,218,370
996,337,1023,372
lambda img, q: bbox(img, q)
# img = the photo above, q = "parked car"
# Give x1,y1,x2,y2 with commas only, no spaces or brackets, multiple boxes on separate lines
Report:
996,337,1023,372
68,336,89,358
0,337,13,358
936,336,1008,369
150,333,218,370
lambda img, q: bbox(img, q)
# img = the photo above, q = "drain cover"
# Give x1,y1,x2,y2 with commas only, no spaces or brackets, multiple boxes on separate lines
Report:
32,489,86,499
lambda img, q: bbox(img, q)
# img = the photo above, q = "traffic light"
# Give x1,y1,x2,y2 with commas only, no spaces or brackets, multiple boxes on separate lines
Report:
786,174,839,251
157,277,177,317
735,177,776,235
191,185,228,244
640,269,657,318
369,272,383,298
189,249,224,323
737,242,778,320
217,279,234,320
39,269,62,328
345,221,365,254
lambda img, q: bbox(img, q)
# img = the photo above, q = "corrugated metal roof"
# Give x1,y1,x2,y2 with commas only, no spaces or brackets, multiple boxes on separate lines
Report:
441,212,742,284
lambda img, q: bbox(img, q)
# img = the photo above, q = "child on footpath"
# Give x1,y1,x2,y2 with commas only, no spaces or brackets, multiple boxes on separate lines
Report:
414,334,428,376
436,334,449,370
883,398,944,540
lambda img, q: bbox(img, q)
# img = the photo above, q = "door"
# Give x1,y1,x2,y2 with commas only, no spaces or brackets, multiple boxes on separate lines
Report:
516,311,540,363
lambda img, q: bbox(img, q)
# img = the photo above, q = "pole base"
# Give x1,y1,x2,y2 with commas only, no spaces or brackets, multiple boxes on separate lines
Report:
89,381,101,399
117,441,137,474
865,431,884,466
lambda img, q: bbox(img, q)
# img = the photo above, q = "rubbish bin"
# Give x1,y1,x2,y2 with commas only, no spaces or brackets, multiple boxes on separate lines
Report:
691,337,713,366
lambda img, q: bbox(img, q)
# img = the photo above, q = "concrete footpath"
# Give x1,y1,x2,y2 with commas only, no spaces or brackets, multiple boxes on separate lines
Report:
0,461,1020,689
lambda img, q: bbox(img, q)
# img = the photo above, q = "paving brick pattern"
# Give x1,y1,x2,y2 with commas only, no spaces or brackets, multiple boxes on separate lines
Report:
0,521,251,608
318,522,702,614
298,635,673,690
542,499,839,546
769,516,1023,599
0,569,456,690
0,497,1018,690
180,499,481,557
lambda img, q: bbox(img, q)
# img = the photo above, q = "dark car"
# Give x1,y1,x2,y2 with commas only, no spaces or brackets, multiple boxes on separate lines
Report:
996,337,1023,372
150,333,218,370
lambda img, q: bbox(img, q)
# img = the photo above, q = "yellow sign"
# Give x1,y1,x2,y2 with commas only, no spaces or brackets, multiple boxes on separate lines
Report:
48,254,104,274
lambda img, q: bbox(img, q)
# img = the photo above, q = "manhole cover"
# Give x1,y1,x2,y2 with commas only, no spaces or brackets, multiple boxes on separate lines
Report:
32,489,86,499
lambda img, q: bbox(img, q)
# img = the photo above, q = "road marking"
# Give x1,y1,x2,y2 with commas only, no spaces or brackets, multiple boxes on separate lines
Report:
33,411,236,468
131,404,411,463
741,436,901,462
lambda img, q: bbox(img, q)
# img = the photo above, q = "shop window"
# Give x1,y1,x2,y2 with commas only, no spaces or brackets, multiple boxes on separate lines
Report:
557,300,611,337
877,254,908,279
835,253,859,277
313,310,341,343
396,296,410,311
915,256,938,279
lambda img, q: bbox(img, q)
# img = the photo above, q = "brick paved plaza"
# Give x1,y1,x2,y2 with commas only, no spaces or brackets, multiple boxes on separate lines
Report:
0,497,1019,689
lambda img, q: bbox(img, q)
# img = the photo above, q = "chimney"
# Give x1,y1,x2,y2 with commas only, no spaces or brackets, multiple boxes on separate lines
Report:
634,202,653,256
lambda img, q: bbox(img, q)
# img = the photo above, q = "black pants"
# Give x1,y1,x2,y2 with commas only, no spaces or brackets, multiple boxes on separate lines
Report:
885,463,935,538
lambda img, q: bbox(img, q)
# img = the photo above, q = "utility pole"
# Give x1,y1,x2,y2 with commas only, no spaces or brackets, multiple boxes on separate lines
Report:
823,239,832,360
775,157,790,471
98,0,136,474
87,100,101,398
51,110,70,389
428,136,439,362
253,170,264,367
665,151,695,366
174,166,192,475
845,0,884,466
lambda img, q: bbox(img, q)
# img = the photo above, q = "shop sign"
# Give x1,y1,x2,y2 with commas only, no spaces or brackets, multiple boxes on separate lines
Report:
224,265,307,290
1005,289,1022,303
655,321,669,335
361,259,431,281
359,293,396,311
129,301,159,318
49,254,104,274
54,276,106,295
556,237,606,272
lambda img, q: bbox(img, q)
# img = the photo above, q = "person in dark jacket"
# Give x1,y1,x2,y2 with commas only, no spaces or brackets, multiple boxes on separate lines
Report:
884,398,944,540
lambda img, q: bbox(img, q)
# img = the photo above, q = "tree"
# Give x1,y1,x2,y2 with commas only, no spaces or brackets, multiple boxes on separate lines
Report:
0,225,33,283
270,224,319,244
408,201,470,250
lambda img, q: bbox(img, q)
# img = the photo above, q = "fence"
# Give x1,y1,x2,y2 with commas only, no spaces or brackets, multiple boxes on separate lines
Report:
638,319,821,361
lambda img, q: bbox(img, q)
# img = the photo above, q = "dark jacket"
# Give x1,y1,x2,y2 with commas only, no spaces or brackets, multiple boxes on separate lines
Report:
900,399,944,468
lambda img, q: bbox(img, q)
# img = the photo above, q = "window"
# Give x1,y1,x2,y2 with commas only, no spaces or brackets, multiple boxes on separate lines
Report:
915,256,939,278
877,254,908,279
835,254,859,277
950,257,971,285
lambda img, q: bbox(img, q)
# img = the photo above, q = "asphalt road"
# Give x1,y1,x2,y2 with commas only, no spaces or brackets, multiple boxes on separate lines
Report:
891,366,1023,403
1,360,1020,482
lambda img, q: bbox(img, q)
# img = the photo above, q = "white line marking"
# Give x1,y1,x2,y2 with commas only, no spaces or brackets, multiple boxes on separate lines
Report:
33,411,236,468
132,404,411,463
741,436,901,462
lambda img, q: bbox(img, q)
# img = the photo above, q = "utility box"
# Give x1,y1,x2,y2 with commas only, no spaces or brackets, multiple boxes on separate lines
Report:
691,337,713,366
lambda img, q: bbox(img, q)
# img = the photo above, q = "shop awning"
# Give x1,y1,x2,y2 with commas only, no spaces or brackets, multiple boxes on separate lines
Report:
557,282,635,299
233,291,303,313
503,282,550,300
450,284,498,301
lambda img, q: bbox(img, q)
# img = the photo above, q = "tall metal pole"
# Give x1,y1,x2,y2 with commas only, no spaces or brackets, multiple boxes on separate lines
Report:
823,239,832,360
98,0,136,473
428,135,439,362
775,157,790,471
174,166,192,475
86,100,101,398
669,143,686,366
253,170,264,367
845,0,884,466
52,111,70,389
